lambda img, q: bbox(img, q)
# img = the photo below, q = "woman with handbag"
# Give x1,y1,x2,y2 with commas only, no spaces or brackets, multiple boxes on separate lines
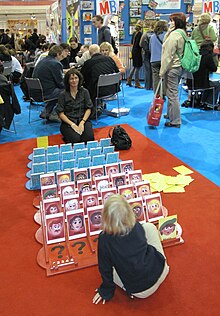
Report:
126,22,144,89
192,13,217,48
160,12,186,128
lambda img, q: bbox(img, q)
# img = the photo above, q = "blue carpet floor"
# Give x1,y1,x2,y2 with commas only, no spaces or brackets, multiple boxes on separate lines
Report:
1,79,219,186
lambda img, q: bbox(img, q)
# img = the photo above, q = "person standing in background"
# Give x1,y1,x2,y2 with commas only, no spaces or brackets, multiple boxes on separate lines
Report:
126,22,144,89
149,20,168,92
92,15,112,45
191,13,217,48
160,12,186,128
140,23,154,90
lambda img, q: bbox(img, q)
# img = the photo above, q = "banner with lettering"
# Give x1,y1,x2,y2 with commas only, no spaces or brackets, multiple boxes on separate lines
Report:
202,0,219,14
96,0,119,15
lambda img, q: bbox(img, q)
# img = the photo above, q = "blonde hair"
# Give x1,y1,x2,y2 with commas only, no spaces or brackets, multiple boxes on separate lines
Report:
102,194,136,236
100,42,114,56
89,44,100,56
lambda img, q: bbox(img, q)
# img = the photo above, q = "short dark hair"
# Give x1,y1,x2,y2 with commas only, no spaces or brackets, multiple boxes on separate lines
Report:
170,12,186,30
69,36,78,43
64,68,84,92
93,15,103,23
200,40,214,52
60,42,71,51
48,45,63,57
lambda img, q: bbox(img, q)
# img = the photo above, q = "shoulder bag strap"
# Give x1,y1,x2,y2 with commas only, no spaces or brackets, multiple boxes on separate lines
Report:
175,30,187,60
198,25,206,40
156,33,163,44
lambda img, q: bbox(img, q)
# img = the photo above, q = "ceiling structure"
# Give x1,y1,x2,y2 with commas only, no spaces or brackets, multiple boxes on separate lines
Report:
0,0,56,17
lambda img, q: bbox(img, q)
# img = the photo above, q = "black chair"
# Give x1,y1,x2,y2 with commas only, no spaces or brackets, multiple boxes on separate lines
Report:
180,70,215,112
2,61,12,79
25,77,57,123
95,72,121,122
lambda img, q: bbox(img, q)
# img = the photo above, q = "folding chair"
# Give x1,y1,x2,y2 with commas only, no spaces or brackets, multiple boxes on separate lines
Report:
25,77,57,123
2,61,12,79
180,70,215,112
95,72,121,122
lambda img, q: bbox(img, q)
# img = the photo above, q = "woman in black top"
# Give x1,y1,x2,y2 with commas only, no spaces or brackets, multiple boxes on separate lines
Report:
56,68,94,144
126,22,144,89
193,40,220,106
93,195,169,304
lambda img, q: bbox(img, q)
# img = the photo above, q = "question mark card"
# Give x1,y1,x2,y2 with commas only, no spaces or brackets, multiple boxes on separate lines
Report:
45,213,65,244
66,209,86,240
87,205,103,236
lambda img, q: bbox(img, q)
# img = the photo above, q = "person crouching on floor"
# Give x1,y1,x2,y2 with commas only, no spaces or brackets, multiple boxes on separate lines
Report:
56,68,94,144
93,194,169,304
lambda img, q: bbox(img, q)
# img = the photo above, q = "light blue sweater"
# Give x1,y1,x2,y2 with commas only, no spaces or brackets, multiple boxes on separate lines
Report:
149,32,166,63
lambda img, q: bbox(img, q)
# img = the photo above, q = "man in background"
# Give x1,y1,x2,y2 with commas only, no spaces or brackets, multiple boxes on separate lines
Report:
32,45,64,122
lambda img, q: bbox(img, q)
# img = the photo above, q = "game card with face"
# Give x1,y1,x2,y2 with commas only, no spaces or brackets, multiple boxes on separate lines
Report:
60,181,75,204
63,194,80,214
118,184,135,200
77,179,93,198
89,165,105,184
43,197,62,216
145,193,164,222
45,213,65,244
87,205,103,236
101,187,117,204
66,209,86,240
74,168,89,184
40,173,56,187
41,184,58,200
95,176,110,195
82,190,99,215
128,170,143,185
135,180,151,197
128,197,146,223
111,172,127,188
105,163,120,179
120,160,134,174
56,170,71,190
158,215,177,241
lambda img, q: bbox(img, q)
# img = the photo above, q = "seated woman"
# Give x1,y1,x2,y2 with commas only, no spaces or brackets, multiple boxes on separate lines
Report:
100,42,125,75
93,194,169,304
56,68,94,144
183,40,220,109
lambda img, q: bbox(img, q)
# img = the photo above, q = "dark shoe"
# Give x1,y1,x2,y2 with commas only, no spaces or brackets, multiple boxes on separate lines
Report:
181,100,191,108
126,77,132,86
39,111,49,119
163,114,169,119
165,122,180,128
135,84,144,89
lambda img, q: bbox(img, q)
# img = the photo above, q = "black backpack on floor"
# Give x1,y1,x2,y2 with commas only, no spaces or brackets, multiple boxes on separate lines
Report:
109,125,132,150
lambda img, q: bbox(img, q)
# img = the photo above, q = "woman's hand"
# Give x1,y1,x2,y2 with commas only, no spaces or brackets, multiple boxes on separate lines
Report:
71,123,82,135
92,290,106,305
78,120,85,134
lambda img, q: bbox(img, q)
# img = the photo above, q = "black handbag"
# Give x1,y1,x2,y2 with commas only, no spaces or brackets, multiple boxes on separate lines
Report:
109,125,132,150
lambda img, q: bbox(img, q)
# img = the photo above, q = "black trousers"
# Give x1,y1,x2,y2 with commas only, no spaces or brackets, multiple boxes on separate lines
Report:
60,121,94,144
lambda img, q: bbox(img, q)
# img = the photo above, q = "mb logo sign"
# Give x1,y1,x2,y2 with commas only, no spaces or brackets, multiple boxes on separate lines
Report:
203,0,219,14
97,0,119,15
